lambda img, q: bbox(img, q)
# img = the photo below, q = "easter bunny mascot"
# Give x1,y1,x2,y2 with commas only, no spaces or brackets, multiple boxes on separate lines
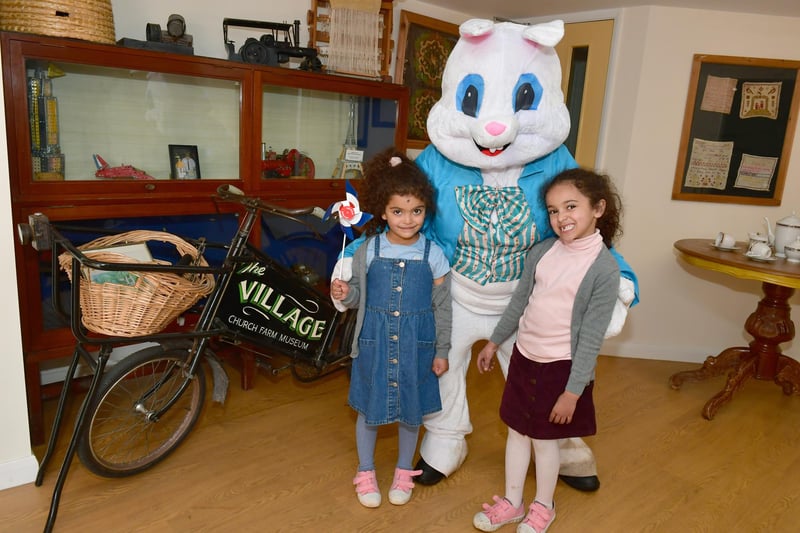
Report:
410,19,638,490
332,19,637,491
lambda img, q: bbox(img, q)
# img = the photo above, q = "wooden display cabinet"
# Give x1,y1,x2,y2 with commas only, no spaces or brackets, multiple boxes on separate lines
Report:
1,31,409,443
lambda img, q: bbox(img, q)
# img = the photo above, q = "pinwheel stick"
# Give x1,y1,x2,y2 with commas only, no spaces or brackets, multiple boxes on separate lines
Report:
336,233,347,280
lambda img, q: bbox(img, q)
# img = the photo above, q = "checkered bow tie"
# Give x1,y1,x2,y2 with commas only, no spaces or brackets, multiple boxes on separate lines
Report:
455,185,531,237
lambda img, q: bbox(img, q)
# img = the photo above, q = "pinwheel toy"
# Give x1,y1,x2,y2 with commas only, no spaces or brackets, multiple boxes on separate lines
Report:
324,180,371,241
324,180,372,279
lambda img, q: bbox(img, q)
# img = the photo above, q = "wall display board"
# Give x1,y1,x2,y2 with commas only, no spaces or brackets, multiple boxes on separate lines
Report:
672,54,800,205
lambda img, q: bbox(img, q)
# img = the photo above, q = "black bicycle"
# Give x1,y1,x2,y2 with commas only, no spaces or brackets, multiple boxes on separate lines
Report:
19,185,356,532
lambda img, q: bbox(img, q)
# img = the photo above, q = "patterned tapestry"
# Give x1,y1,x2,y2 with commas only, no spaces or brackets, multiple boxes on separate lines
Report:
403,25,458,145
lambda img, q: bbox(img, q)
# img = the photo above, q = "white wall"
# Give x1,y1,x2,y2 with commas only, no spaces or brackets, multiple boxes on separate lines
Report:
598,7,800,362
3,1,800,489
113,0,313,60
109,0,470,63
0,45,39,490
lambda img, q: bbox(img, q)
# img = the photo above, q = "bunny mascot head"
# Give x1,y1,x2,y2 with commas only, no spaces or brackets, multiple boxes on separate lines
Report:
428,19,570,171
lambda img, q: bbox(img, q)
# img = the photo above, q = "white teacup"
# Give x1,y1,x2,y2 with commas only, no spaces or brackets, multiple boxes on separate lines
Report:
748,242,772,259
715,232,736,248
748,232,769,249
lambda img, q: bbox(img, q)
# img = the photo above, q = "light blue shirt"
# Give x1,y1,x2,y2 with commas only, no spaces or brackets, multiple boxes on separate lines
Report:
366,233,450,279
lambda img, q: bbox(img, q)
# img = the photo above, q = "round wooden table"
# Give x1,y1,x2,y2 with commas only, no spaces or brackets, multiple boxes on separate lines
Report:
670,238,800,419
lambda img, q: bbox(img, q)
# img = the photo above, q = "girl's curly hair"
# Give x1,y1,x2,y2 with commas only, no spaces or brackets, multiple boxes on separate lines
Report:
544,167,623,248
359,147,435,236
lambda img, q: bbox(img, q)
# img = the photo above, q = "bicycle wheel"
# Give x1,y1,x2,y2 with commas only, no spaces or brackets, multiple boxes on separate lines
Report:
76,344,205,477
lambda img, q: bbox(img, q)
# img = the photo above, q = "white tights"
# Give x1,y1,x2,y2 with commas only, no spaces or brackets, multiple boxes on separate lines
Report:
505,427,559,509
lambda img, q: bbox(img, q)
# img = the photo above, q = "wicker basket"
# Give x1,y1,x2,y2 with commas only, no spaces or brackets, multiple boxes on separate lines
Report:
0,0,115,44
59,230,215,337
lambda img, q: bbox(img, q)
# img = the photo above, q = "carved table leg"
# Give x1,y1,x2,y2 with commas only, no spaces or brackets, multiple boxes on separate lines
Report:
669,347,751,389
669,282,797,419
775,356,800,395
701,355,756,420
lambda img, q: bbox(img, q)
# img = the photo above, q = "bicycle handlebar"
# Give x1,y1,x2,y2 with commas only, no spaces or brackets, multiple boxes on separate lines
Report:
216,184,319,218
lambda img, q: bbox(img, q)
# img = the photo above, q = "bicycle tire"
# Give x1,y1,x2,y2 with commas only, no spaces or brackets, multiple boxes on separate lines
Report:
76,344,205,477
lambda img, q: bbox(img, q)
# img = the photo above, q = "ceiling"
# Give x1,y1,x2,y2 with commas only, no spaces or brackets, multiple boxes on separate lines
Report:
413,0,800,22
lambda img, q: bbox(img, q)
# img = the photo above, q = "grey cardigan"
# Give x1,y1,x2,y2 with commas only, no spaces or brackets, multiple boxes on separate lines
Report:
340,235,452,360
490,237,620,395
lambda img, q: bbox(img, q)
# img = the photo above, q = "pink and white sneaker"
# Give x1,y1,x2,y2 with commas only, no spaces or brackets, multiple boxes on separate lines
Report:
473,495,525,531
388,468,422,505
517,501,555,533
353,470,381,508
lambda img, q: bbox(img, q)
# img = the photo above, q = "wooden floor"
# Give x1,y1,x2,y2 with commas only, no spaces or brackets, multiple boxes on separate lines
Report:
2,354,800,532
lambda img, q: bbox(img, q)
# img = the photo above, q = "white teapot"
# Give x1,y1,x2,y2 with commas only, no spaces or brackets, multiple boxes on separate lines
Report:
765,211,800,256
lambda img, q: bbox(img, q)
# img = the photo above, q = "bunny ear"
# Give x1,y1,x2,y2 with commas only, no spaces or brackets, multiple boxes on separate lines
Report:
522,19,564,47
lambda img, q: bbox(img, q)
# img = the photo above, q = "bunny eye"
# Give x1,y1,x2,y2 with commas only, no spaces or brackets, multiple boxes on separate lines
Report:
515,83,535,111
513,74,543,112
456,74,484,118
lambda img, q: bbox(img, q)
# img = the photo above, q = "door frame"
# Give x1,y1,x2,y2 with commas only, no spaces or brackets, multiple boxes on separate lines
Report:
518,9,621,168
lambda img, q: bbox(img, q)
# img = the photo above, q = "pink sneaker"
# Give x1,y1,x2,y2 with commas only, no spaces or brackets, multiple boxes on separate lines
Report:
388,468,422,505
473,495,525,532
353,470,381,508
517,501,555,533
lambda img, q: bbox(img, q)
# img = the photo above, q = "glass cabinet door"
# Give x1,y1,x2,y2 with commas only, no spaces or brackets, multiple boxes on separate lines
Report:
259,79,406,185
25,59,241,183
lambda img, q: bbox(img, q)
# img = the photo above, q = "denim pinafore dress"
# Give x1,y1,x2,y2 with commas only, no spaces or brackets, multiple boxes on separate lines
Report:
348,236,442,426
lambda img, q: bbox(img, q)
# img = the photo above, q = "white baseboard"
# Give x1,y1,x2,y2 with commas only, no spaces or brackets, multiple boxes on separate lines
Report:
39,342,160,385
602,340,722,364
0,454,38,490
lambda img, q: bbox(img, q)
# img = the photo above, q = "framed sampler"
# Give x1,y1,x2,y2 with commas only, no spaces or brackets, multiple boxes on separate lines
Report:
672,54,800,205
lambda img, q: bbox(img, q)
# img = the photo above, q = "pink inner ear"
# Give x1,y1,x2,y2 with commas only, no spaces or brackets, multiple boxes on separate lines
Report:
460,32,492,44
522,39,541,50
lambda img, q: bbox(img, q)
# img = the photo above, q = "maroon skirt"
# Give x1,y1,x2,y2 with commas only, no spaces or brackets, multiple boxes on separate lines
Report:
499,344,596,440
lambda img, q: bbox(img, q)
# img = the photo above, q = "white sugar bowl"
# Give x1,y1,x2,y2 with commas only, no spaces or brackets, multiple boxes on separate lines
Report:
784,238,800,263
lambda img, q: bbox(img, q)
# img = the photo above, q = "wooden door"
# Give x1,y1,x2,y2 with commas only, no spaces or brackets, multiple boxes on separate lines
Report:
555,19,614,168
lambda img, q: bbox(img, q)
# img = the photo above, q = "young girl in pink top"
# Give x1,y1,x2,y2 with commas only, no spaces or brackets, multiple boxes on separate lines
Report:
472,168,623,533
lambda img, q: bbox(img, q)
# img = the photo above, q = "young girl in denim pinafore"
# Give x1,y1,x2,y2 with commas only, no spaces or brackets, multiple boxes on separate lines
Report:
331,149,452,509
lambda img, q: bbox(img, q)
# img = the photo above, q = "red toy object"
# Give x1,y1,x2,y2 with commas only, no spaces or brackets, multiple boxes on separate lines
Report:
261,157,292,178
93,154,155,180
261,148,314,179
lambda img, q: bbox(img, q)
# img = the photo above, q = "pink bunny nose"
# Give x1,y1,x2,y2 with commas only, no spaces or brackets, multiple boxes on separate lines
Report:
485,121,507,136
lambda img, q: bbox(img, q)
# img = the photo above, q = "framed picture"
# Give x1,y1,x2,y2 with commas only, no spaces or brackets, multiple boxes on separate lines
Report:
168,144,201,179
672,54,800,205
395,11,459,149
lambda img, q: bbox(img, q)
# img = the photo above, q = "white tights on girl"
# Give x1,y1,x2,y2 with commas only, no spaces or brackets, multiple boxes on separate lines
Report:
504,427,560,508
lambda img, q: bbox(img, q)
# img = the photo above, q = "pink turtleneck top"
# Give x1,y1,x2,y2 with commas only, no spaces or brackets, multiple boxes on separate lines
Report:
515,230,604,363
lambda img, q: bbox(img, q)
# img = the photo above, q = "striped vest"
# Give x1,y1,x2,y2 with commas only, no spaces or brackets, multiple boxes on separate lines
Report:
452,185,537,285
